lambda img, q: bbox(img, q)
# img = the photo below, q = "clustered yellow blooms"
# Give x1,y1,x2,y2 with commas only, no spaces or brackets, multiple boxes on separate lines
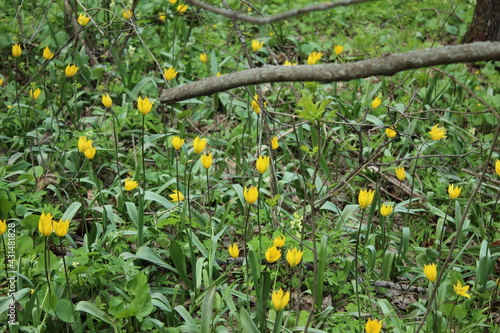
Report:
379,203,393,217
30,88,41,100
454,280,471,298
177,4,189,13
371,97,382,109
0,219,6,235
169,190,185,202
193,137,207,154
251,94,260,115
163,67,178,81
78,13,90,26
124,177,139,191
271,136,279,150
358,189,375,209
265,245,281,263
365,318,382,333
448,183,462,199
123,9,133,20
429,124,446,140
251,39,264,51
201,153,213,169
423,263,437,283
65,64,79,77
334,45,343,56
395,166,405,181
286,247,303,267
102,93,112,108
256,155,270,174
172,136,185,150
385,127,396,138
12,43,22,58
228,243,239,258
307,51,322,65
273,234,286,247
199,53,208,63
43,46,54,60
137,96,153,115
272,289,290,311
243,186,258,205
78,136,96,160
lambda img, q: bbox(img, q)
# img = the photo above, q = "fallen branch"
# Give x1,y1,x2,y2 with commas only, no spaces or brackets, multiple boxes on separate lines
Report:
160,42,500,104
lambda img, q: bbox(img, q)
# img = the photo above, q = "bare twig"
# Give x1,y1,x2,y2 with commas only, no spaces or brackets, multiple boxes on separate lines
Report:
160,42,500,105
184,0,373,24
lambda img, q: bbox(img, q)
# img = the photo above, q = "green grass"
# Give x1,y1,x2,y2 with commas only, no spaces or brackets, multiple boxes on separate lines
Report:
1,0,500,332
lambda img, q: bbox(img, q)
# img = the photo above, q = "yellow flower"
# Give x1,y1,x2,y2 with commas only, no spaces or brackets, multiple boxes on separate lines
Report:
380,203,393,217
385,127,396,138
177,4,189,14
172,136,185,150
358,189,375,209
169,0,177,3
169,190,185,202
243,186,258,205
265,245,281,263
273,234,286,248
495,160,500,177
43,46,54,60
454,280,470,298
123,9,133,19
286,247,304,267
271,136,279,150
30,88,41,100
216,72,221,76
365,318,382,333
271,288,290,311
137,96,153,115
84,146,96,160
163,67,178,81
0,78,3,86
12,43,22,58
199,53,208,63
193,137,207,154
371,97,382,109
256,155,270,174
78,13,90,25
251,39,264,51
201,153,213,169
252,94,260,115
429,124,446,140
334,45,343,56
307,51,322,65
395,166,405,181
38,212,53,237
124,177,139,191
53,219,69,237
102,93,112,108
448,184,462,199
423,263,437,283
65,64,79,77
284,60,297,66
158,12,166,21
0,219,6,235
228,243,239,258
78,136,92,152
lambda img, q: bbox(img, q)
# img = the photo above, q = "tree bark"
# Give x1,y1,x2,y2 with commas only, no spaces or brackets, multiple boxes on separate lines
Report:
463,0,500,43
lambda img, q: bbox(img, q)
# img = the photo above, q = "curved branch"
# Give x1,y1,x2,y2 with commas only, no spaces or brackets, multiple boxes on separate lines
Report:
160,42,500,104
184,0,373,24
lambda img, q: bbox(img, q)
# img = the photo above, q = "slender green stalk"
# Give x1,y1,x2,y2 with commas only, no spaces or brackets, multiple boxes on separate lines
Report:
137,115,146,247
354,209,366,333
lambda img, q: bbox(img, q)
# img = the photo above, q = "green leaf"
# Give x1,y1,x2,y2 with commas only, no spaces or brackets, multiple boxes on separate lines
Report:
55,299,75,323
201,285,216,333
169,241,194,289
75,301,116,326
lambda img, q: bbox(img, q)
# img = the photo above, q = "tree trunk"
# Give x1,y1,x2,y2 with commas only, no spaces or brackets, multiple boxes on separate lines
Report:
463,0,500,43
